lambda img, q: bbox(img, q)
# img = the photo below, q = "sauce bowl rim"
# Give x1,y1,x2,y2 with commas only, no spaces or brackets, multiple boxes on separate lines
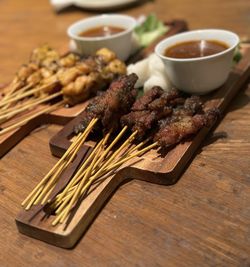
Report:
155,29,240,62
67,14,137,42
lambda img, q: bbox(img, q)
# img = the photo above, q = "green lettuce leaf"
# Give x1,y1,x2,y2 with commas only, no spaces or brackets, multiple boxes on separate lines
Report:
134,14,169,47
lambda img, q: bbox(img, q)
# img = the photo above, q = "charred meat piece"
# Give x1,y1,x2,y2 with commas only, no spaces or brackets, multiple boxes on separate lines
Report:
101,74,138,130
74,73,138,134
165,96,203,120
154,108,219,147
121,87,181,140
121,110,157,139
183,95,203,115
131,86,164,111
148,89,182,111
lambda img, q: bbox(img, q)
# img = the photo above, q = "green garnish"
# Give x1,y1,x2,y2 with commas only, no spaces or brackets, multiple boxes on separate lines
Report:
233,44,242,64
134,14,169,47
136,87,144,99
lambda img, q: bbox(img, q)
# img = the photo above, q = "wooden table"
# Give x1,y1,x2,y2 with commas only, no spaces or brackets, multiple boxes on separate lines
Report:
0,1,250,266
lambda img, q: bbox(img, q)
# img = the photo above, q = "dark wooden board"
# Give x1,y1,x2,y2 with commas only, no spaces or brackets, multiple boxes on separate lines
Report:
0,20,187,159
16,44,250,248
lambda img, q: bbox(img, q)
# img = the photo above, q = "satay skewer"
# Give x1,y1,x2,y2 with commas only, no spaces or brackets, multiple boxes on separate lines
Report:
53,131,139,214
54,131,141,223
0,101,64,136
51,139,106,226
0,81,57,108
1,81,24,101
53,126,128,223
21,131,84,207
55,140,145,207
32,119,98,206
0,91,62,121
53,141,158,225
23,118,98,209
54,132,111,204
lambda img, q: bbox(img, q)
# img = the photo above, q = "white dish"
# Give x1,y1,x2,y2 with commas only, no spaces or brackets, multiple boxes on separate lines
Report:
51,0,139,12
155,29,239,94
68,14,137,61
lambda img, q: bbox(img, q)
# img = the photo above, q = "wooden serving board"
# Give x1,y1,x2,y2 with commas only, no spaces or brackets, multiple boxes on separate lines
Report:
16,43,250,248
0,20,187,159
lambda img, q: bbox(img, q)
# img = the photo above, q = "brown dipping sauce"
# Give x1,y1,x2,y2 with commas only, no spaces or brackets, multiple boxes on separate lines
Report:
164,40,229,59
79,26,125,38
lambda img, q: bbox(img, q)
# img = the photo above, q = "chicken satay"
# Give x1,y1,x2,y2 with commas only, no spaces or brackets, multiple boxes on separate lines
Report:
63,72,104,106
95,48,116,63
16,63,39,82
30,44,60,67
101,59,127,81
59,53,80,68
57,67,82,86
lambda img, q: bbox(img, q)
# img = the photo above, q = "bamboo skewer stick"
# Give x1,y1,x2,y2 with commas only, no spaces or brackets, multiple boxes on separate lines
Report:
78,142,158,197
1,81,24,101
55,135,107,204
65,141,145,197
53,134,107,215
25,185,45,210
96,130,138,172
1,83,32,101
21,131,83,207
22,118,98,209
56,132,138,205
107,142,158,170
0,82,57,108
22,124,95,207
53,133,137,218
51,140,158,226
31,161,68,207
53,130,140,224
0,97,41,116
0,84,34,111
41,183,57,205
0,101,64,136
0,91,62,122
90,126,128,171
2,83,32,99
52,136,105,225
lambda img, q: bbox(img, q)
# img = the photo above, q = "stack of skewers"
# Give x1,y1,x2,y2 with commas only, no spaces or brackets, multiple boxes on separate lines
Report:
0,45,126,136
22,73,219,226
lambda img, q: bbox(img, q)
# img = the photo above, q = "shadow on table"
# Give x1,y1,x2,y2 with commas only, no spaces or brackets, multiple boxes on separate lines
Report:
227,89,250,113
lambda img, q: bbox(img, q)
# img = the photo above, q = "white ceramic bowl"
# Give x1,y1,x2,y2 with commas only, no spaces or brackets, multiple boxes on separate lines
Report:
155,29,239,94
67,14,137,61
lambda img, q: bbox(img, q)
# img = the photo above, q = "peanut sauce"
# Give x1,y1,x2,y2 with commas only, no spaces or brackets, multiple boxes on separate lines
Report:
164,40,229,59
78,26,125,38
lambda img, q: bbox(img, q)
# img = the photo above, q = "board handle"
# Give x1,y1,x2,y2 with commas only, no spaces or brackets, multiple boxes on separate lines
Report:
16,167,129,248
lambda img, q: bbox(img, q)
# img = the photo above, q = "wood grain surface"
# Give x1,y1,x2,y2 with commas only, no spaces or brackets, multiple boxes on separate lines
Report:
0,0,250,266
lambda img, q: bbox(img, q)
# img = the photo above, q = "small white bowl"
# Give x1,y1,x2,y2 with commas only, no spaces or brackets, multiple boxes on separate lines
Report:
155,29,239,94
67,14,137,61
